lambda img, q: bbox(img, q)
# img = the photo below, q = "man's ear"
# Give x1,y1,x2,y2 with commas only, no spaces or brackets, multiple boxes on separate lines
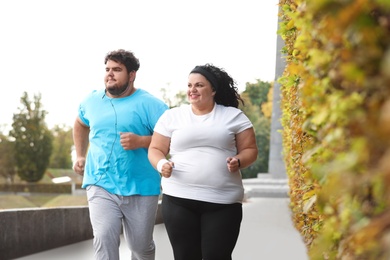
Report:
129,70,137,81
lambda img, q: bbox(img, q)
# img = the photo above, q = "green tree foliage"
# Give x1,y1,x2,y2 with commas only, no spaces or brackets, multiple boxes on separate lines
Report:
240,81,272,178
261,84,273,119
244,80,272,108
160,86,188,108
250,116,270,175
0,134,17,183
172,91,188,107
9,92,53,182
239,92,261,126
49,125,73,169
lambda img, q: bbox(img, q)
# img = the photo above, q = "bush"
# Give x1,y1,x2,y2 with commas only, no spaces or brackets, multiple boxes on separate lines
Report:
279,0,390,258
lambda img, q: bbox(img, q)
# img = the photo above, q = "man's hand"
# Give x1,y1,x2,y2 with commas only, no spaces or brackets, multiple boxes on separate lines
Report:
120,132,141,150
73,157,86,176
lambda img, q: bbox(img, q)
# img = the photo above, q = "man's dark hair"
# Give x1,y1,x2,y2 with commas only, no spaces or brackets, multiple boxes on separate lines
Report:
105,49,140,73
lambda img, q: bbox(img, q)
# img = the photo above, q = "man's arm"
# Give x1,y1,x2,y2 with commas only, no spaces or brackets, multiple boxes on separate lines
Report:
72,117,90,175
119,132,152,150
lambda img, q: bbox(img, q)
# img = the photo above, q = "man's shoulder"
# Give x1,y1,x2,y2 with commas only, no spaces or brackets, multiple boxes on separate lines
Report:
135,89,158,99
82,89,105,103
136,89,167,106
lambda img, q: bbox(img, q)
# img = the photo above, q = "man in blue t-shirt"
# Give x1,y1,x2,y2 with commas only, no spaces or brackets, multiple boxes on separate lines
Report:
73,49,168,260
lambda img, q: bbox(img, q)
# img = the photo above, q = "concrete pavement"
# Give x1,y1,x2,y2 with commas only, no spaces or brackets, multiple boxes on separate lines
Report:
16,197,308,260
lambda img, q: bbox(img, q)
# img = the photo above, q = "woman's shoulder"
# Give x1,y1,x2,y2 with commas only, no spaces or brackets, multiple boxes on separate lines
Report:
169,104,190,112
161,104,190,118
215,104,242,114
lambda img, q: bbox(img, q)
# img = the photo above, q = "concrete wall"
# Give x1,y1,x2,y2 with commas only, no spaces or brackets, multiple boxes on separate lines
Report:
268,4,287,179
0,203,163,260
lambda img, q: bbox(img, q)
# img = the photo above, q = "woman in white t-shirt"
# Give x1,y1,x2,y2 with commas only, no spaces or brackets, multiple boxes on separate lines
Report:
148,64,258,260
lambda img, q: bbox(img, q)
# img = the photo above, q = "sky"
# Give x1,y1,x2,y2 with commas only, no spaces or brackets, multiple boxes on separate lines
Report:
0,0,279,130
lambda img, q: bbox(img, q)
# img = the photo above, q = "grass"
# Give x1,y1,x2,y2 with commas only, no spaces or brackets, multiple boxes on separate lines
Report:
24,194,60,206
0,169,87,210
0,195,37,210
0,194,88,210
42,195,88,208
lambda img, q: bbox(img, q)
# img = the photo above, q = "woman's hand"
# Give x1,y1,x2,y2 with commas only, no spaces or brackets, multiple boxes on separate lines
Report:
226,157,240,172
159,160,175,178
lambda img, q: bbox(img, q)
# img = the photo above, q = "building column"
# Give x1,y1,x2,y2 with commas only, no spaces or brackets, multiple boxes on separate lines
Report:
243,4,289,198
268,5,287,179
268,25,287,179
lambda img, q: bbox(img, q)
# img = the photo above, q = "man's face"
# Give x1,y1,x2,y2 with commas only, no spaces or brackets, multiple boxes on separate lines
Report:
104,60,131,96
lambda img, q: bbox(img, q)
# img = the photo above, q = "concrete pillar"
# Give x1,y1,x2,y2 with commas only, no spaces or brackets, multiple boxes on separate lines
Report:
243,4,289,197
268,5,287,179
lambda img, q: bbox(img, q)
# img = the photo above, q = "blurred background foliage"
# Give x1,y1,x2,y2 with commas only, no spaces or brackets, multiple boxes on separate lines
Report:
278,0,390,258
240,80,273,178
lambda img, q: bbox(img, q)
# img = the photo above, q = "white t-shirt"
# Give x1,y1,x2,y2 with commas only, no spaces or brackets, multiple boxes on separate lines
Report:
154,103,253,204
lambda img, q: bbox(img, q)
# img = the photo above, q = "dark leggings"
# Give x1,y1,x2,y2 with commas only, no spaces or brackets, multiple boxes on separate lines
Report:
162,194,242,260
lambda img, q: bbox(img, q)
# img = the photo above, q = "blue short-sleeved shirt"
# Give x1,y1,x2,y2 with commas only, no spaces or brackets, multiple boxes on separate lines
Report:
78,89,168,196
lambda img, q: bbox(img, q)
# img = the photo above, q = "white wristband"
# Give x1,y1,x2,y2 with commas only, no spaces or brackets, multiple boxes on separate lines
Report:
157,159,169,173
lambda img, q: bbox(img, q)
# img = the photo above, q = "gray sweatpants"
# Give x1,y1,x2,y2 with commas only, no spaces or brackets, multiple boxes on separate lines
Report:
86,185,159,260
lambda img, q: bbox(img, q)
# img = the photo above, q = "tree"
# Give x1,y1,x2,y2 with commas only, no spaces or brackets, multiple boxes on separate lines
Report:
160,84,188,109
0,134,17,183
172,91,188,108
239,81,272,178
252,116,271,173
244,80,271,109
9,92,53,182
261,83,273,119
239,92,261,126
49,124,73,169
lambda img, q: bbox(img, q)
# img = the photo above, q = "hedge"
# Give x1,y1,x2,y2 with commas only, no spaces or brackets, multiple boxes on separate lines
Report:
278,0,390,258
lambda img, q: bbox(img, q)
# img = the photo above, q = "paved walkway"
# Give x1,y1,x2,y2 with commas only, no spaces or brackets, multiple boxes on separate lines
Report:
16,197,308,260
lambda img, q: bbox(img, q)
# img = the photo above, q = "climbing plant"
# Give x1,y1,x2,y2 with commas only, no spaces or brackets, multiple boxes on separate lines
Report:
278,0,390,258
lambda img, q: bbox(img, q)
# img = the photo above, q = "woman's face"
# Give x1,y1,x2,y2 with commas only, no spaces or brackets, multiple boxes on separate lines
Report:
187,73,215,107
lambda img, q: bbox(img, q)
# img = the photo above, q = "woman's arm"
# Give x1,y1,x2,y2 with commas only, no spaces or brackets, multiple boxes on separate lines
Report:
227,127,258,172
148,132,174,178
